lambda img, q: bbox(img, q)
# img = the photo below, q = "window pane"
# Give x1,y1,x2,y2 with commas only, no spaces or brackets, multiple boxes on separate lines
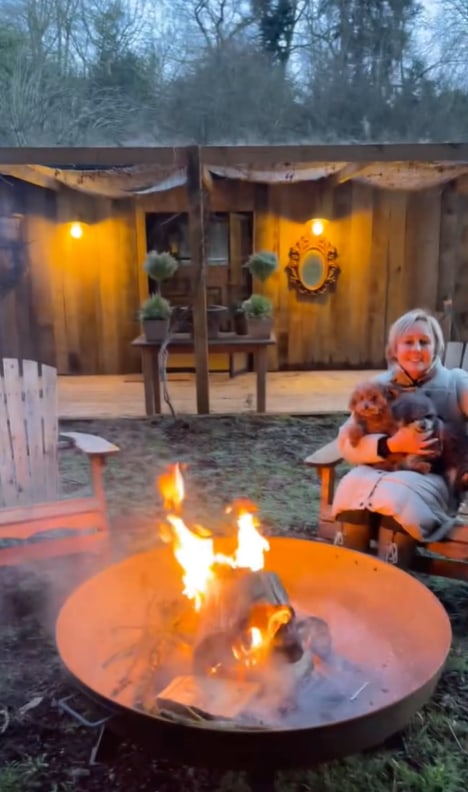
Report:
207,216,228,265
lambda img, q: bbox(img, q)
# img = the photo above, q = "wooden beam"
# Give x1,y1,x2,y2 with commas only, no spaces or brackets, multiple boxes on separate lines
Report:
186,145,210,415
134,201,149,305
0,147,187,167
455,173,468,194
202,165,214,191
328,162,375,188
0,143,467,168
0,164,59,191
201,143,468,166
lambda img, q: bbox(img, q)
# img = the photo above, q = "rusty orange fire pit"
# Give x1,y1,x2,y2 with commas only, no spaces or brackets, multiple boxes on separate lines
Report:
55,537,451,772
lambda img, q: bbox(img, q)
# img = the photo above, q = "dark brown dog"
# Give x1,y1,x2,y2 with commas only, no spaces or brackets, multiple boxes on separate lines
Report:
390,392,442,474
435,417,468,504
391,392,468,500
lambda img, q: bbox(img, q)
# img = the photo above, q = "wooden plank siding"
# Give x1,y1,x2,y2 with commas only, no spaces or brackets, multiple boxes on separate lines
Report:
1,174,468,375
259,180,468,368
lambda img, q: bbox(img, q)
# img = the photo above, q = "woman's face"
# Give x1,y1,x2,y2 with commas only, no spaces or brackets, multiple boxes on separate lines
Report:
395,320,435,379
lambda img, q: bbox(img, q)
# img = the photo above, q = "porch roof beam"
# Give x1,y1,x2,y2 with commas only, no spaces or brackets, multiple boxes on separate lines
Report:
0,143,468,168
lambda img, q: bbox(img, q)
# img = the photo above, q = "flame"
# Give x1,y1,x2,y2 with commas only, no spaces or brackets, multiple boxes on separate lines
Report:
158,464,270,611
166,515,214,610
158,463,185,513
233,606,292,667
233,510,269,571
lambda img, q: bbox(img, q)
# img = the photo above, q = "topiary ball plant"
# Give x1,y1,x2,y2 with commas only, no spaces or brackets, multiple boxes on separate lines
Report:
138,293,172,321
245,251,278,283
242,294,273,318
143,251,179,289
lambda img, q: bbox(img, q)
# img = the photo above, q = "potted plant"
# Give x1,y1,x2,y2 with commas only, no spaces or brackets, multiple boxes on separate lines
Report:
229,301,248,335
242,251,278,338
242,294,273,339
139,293,172,342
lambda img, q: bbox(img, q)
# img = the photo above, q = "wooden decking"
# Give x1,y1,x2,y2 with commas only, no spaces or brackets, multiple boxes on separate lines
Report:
58,370,382,419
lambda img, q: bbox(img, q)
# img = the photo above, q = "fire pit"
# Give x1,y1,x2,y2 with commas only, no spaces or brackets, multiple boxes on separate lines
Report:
56,466,452,773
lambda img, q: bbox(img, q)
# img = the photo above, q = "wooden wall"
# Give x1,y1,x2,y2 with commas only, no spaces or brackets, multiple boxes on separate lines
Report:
256,179,468,369
0,179,141,374
0,173,467,375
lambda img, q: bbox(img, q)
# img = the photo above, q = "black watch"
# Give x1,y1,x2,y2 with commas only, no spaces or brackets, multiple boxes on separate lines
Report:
377,436,391,458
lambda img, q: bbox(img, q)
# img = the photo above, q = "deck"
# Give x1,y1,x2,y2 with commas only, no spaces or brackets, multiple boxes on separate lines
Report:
58,370,382,420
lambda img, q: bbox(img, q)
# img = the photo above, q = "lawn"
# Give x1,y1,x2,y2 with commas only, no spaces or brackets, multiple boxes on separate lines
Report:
0,415,467,792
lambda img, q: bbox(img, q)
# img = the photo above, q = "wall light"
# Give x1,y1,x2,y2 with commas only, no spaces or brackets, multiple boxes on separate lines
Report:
70,222,83,239
311,218,325,236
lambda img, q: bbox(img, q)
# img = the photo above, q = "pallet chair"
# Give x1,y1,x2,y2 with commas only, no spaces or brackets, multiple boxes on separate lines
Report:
305,341,468,582
0,358,119,566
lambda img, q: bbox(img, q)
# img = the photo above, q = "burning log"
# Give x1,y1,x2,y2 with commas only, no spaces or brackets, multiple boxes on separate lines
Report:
192,568,303,678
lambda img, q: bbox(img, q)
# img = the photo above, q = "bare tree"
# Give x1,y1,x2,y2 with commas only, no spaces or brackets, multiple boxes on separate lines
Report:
430,0,468,87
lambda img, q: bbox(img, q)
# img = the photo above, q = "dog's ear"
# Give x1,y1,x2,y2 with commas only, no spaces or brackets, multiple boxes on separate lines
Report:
391,398,408,423
348,386,361,410
383,384,400,402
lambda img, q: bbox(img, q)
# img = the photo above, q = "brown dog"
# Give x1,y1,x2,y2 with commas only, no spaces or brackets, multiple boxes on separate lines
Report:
348,381,399,447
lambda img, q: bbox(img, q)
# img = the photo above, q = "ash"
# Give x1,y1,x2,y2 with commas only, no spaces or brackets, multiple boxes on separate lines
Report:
136,607,380,730
234,615,374,729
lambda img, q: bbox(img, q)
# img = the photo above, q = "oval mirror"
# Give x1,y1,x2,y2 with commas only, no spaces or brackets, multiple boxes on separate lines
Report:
285,232,340,297
300,251,326,290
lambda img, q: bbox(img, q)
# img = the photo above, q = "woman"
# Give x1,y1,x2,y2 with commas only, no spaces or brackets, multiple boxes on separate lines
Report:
332,308,468,542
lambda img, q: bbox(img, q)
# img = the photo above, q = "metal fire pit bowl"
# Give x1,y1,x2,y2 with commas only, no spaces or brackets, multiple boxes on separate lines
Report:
56,538,451,772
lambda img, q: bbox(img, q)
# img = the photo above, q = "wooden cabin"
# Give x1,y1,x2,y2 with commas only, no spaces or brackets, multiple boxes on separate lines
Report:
1,145,468,376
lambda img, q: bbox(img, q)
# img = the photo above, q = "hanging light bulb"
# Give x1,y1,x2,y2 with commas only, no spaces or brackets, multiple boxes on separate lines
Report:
311,219,324,236
70,222,83,239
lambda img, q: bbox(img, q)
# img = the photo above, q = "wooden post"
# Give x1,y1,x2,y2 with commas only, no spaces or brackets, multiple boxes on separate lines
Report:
186,146,209,414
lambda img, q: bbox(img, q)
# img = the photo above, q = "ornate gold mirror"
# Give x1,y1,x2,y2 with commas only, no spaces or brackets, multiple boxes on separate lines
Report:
286,233,340,296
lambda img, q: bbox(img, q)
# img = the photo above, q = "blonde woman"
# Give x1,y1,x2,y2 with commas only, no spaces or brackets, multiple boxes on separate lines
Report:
332,308,468,541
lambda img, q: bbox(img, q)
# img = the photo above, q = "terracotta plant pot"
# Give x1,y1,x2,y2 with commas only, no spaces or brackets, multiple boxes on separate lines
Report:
143,318,170,342
246,316,273,339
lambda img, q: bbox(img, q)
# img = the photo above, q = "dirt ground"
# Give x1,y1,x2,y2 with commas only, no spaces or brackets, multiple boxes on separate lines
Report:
0,415,467,792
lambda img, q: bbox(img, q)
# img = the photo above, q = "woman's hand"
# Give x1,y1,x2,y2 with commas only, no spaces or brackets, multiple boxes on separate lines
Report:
387,426,439,456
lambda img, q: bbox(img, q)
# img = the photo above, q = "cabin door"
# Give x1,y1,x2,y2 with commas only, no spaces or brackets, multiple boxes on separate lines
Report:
144,212,252,373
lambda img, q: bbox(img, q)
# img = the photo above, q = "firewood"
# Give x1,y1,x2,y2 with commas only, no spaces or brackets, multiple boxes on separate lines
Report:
193,568,303,677
297,616,333,660
156,674,260,720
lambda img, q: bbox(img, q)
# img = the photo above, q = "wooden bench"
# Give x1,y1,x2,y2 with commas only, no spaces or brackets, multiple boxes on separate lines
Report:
0,359,119,566
305,342,468,581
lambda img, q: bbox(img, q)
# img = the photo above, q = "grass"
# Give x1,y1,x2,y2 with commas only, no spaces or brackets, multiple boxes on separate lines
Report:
0,414,467,791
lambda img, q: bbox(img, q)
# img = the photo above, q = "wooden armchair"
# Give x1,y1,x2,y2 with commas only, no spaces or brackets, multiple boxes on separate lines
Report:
305,342,468,582
0,359,119,566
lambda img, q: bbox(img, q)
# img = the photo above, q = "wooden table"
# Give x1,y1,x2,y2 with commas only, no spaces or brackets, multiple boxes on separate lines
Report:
131,333,277,415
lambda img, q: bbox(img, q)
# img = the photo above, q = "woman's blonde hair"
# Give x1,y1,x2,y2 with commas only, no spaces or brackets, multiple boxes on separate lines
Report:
385,308,445,365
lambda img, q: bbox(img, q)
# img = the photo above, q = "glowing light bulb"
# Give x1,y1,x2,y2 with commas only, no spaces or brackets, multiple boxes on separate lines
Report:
70,222,83,239
311,219,324,236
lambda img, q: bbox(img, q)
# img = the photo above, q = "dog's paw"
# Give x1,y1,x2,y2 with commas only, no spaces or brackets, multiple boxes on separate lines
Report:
405,455,432,474
348,426,363,447
413,461,432,474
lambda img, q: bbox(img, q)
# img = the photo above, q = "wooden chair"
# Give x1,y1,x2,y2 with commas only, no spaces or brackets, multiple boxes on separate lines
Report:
0,358,119,566
305,342,468,581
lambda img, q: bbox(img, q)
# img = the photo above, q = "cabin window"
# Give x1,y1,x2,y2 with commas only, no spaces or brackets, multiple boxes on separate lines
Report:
147,212,229,266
